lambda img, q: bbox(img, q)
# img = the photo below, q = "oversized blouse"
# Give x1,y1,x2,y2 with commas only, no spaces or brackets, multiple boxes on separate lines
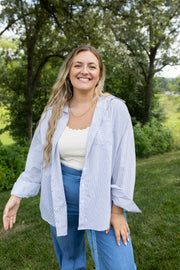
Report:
11,95,141,237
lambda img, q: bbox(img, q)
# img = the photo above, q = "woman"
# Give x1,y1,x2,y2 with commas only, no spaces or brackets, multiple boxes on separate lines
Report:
3,45,141,270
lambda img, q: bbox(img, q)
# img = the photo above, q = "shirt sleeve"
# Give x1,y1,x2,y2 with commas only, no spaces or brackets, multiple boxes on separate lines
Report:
111,99,141,213
11,123,43,198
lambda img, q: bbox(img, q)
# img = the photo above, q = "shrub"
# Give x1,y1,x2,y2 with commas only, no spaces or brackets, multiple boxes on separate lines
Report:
0,141,29,191
134,119,174,158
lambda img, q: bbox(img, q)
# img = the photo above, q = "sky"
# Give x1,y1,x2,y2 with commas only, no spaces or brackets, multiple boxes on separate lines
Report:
157,65,180,78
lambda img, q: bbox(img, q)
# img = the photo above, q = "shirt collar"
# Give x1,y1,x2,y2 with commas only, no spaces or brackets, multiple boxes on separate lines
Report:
63,103,69,113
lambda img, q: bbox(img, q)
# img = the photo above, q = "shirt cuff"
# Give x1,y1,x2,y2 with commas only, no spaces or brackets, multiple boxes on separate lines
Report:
111,185,141,213
11,173,40,198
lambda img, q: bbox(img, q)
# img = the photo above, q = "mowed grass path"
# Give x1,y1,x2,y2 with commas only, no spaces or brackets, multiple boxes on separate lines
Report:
158,94,180,147
0,150,180,270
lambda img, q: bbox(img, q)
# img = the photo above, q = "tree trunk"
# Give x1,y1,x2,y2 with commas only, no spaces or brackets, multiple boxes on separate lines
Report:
26,52,34,141
143,73,153,124
143,47,156,124
26,98,33,140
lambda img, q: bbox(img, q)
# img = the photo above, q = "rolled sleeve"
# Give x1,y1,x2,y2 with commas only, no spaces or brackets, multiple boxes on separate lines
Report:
11,124,43,198
111,100,141,213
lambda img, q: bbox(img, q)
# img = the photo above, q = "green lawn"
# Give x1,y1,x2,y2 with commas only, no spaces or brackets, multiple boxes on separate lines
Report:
1,150,180,269
157,94,180,147
0,107,14,145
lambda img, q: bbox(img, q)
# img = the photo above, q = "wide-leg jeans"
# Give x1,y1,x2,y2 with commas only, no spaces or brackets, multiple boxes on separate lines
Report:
50,163,137,270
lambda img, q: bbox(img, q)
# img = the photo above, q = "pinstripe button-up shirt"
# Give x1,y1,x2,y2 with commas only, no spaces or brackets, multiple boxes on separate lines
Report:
11,95,141,236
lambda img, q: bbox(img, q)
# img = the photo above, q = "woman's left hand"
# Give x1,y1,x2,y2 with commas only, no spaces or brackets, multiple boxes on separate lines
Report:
106,205,130,246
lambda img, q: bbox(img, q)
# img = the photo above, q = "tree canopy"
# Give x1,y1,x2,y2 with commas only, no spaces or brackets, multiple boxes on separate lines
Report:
0,0,179,141
99,0,180,122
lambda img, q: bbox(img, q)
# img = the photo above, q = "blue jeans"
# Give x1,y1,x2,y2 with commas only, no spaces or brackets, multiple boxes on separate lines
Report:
50,163,137,270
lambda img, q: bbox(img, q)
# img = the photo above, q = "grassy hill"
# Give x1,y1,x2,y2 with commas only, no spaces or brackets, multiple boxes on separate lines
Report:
158,94,180,147
0,107,14,145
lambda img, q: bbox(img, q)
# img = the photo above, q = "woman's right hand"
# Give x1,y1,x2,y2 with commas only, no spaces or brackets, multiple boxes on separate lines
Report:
3,195,22,231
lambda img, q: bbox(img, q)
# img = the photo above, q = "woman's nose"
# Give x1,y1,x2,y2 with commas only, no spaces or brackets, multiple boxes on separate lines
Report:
81,65,88,74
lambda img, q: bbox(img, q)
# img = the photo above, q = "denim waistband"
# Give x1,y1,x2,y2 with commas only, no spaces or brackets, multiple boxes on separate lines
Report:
61,163,82,176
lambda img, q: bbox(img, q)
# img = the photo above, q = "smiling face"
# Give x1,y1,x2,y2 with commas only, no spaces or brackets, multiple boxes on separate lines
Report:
69,51,100,95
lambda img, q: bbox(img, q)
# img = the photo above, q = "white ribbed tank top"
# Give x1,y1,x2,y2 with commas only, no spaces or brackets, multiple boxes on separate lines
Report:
58,125,90,170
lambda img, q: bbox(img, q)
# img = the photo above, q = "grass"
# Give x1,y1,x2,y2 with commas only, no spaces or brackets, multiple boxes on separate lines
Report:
0,106,14,145
0,150,180,269
0,193,94,270
157,94,180,147
132,151,180,269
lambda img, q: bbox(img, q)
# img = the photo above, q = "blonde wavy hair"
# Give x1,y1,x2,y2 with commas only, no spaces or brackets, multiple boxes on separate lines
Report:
41,45,110,167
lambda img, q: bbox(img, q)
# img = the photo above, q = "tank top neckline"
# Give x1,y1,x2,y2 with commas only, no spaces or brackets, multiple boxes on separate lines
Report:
66,125,90,131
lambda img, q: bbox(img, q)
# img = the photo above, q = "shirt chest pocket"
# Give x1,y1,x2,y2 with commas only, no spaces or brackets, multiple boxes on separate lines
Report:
94,121,113,146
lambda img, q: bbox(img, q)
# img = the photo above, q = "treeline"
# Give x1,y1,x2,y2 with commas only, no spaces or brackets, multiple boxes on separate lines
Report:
155,77,180,94
0,0,180,143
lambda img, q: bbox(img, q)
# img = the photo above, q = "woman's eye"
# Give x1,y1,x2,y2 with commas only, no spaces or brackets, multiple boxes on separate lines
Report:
73,64,96,69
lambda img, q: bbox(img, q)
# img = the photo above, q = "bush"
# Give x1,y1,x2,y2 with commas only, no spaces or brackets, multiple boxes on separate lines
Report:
0,141,29,191
134,119,174,157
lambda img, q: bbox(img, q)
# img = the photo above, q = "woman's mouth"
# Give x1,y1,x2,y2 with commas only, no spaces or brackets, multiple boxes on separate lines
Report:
78,77,91,82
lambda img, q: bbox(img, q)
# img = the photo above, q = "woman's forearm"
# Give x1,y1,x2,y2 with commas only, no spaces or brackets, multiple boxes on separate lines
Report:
111,203,123,214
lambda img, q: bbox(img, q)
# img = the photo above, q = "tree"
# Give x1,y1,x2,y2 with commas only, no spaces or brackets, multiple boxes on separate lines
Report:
0,0,105,141
0,0,68,140
168,77,180,94
154,77,169,93
99,0,180,123
0,36,61,140
101,47,145,123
